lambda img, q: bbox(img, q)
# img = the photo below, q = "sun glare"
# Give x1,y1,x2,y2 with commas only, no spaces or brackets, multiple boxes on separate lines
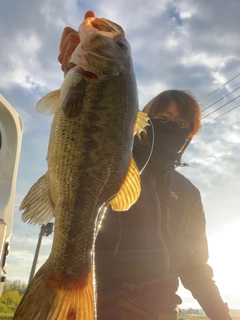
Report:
208,221,240,297
178,221,240,309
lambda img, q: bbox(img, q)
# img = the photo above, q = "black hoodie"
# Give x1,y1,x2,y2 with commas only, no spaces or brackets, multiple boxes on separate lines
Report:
95,121,232,319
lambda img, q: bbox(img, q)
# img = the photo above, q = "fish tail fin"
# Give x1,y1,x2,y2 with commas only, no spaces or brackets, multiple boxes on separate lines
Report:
13,264,95,320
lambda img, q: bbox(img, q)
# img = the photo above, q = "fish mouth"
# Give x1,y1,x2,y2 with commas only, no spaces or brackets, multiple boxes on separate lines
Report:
73,65,99,80
78,68,99,79
82,17,125,38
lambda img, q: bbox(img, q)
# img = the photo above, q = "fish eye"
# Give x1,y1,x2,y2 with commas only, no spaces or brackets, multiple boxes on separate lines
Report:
117,41,127,49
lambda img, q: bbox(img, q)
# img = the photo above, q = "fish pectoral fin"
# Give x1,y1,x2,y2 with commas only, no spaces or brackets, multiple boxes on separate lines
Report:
20,174,54,225
133,110,150,138
36,89,60,116
109,157,141,211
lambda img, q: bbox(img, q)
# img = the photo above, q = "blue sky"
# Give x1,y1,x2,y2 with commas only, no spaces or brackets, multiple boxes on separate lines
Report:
0,0,240,310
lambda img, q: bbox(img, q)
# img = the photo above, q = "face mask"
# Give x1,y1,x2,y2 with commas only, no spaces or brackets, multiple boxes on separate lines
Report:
150,119,191,166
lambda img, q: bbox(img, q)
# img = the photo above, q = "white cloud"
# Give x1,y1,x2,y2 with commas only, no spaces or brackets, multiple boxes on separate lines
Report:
17,33,41,53
181,53,224,69
180,11,192,19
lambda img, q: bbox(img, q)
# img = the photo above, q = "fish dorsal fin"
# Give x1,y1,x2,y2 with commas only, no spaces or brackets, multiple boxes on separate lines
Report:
36,89,60,116
133,110,150,138
20,173,54,225
109,157,141,211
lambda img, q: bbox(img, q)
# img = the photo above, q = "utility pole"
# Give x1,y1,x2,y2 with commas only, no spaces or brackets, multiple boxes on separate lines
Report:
28,223,54,285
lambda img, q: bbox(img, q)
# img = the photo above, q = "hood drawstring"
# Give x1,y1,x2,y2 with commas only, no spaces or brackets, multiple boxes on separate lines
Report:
153,178,170,276
161,172,174,238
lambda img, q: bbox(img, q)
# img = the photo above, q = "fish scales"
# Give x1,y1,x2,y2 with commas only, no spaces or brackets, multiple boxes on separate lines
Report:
48,78,136,277
13,17,149,320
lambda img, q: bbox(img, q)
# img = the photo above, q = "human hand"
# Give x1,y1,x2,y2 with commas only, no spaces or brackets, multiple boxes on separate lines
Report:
58,10,96,72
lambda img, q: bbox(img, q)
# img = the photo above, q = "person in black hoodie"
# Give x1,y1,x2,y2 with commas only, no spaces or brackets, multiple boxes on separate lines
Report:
58,11,232,320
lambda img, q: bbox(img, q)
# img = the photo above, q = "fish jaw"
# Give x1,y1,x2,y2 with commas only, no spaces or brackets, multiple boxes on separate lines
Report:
80,17,125,39
69,17,131,80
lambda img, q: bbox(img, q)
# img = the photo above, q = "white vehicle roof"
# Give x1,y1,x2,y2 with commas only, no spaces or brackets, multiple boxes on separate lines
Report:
0,94,23,242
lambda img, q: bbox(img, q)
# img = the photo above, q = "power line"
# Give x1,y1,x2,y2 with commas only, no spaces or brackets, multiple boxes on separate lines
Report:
199,71,240,126
202,86,240,112
202,95,240,119
201,72,240,102
8,225,33,278
202,103,240,127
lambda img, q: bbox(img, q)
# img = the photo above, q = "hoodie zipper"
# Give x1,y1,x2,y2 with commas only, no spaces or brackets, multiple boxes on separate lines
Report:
113,177,170,277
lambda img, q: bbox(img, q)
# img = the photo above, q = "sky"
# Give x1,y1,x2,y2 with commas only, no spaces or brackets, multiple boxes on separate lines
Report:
0,0,240,311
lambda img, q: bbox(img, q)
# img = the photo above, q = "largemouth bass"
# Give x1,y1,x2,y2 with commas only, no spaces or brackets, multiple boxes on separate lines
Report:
13,17,149,320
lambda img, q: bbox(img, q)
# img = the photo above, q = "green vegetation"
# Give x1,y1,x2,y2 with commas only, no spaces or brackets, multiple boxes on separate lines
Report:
179,317,208,320
0,280,27,319
179,308,208,319
0,315,14,320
